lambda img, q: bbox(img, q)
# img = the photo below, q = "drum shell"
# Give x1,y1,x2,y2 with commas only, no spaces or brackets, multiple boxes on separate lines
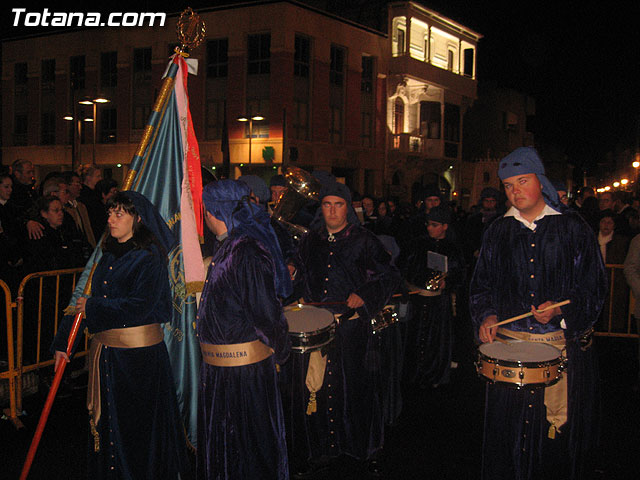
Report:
284,305,336,354
288,322,336,353
475,345,564,389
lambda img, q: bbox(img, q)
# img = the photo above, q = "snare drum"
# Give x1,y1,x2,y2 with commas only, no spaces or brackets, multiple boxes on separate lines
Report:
371,305,399,334
475,341,564,388
284,304,336,353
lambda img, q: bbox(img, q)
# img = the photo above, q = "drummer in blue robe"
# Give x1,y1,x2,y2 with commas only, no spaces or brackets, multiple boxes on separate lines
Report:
286,180,401,476
197,180,292,479
470,147,607,480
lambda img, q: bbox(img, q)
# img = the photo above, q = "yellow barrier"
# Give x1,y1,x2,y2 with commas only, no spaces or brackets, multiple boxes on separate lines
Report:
595,264,639,338
0,279,20,427
12,268,88,424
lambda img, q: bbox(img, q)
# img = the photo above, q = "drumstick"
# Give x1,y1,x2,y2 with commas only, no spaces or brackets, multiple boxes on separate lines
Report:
485,300,571,329
392,291,421,297
494,336,512,346
297,301,347,306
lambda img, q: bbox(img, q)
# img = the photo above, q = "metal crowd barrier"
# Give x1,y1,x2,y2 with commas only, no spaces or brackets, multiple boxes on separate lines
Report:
0,268,87,428
595,264,639,338
0,279,20,427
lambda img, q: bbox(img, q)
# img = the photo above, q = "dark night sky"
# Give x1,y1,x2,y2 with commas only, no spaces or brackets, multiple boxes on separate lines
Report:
2,1,639,171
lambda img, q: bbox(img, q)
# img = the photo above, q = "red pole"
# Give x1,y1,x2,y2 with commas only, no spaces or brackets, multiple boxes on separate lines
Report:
20,262,96,480
19,310,84,480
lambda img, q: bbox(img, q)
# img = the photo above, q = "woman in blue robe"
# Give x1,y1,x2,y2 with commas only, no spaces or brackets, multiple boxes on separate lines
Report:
197,180,291,480
53,191,189,479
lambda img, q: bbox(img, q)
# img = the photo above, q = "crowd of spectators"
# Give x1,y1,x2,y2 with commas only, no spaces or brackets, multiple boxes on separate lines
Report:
0,160,118,295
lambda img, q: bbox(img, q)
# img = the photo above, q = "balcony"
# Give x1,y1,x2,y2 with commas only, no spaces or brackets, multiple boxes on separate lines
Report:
389,133,443,157
389,55,478,99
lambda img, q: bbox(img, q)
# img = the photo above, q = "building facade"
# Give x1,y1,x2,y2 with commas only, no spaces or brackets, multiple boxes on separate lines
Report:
1,1,481,201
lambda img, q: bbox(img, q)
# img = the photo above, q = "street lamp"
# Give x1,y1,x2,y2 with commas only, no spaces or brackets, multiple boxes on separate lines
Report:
79,95,111,164
237,114,264,165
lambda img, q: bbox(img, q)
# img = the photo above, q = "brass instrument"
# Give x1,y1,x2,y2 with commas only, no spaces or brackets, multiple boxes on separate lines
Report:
424,271,446,292
272,167,322,240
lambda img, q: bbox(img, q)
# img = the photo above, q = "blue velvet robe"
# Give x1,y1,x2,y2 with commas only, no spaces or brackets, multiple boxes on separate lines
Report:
285,223,401,463
53,246,188,479
398,234,465,387
196,233,290,480
469,211,606,480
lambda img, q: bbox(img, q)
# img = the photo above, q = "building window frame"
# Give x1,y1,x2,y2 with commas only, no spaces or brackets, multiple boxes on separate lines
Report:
247,33,271,75
207,38,229,78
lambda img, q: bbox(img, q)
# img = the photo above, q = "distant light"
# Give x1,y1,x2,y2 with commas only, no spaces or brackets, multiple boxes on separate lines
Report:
613,182,620,188
237,116,249,122
116,163,122,168
63,114,74,121
448,165,453,169
634,161,640,169
251,115,264,121
604,186,611,191
212,166,216,170
621,178,629,185
273,166,277,170
240,163,244,167
452,191,458,196
83,117,94,122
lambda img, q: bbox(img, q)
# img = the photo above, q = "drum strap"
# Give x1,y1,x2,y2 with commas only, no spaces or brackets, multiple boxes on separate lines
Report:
305,350,327,415
498,328,567,439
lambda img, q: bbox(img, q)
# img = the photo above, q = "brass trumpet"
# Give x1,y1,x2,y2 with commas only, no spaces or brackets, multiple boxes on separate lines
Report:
424,271,446,292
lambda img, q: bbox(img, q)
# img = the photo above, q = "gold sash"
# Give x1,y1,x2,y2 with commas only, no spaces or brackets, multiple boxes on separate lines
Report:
200,340,273,367
87,324,164,451
498,328,567,438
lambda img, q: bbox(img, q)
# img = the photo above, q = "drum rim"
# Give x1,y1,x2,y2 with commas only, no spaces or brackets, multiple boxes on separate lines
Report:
479,375,562,389
476,351,563,369
291,337,334,353
287,321,336,338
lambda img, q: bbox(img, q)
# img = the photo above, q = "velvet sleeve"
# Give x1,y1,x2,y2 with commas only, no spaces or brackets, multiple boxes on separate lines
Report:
231,239,291,364
469,226,499,333
445,243,466,291
51,313,86,355
353,232,402,319
84,253,171,332
287,232,311,301
559,217,607,339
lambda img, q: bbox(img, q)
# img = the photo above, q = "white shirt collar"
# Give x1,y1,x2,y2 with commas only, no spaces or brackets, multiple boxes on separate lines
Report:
0,198,7,206
504,204,561,231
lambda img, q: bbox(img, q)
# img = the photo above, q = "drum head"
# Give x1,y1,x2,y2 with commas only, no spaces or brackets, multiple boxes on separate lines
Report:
284,304,335,333
479,341,560,363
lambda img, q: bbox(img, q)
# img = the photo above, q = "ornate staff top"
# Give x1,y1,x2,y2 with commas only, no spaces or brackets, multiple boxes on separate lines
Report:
175,7,206,56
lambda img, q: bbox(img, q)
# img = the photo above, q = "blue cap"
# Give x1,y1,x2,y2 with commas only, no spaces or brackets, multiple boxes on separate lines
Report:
498,147,561,211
